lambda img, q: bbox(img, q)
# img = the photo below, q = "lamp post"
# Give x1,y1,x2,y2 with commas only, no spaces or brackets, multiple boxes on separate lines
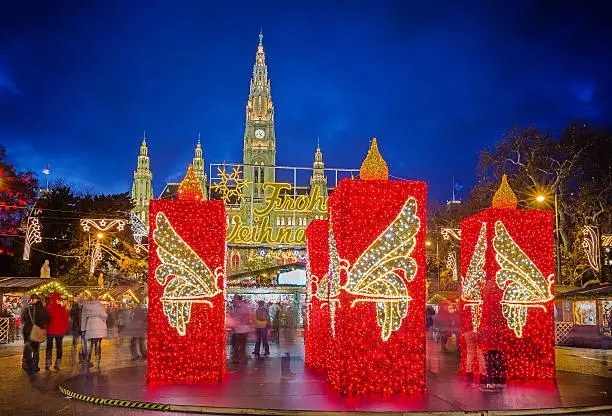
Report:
536,193,562,284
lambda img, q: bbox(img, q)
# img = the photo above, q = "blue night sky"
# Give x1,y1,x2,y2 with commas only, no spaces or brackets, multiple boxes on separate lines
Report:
1,1,610,201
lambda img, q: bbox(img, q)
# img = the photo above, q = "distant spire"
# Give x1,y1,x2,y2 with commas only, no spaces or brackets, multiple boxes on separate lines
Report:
197,132,201,146
142,130,147,146
259,28,263,45
317,137,320,150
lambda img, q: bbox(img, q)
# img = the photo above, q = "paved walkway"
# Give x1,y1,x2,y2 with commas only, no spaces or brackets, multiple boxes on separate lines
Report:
0,337,209,415
556,347,611,378
1,336,610,415
60,339,612,415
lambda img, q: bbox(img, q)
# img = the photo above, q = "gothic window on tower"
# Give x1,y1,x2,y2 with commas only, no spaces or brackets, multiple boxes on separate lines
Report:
253,161,265,197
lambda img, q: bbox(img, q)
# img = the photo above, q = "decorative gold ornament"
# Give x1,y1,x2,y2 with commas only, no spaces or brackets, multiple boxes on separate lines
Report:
23,217,42,261
334,197,421,341
81,218,126,232
492,174,517,209
582,225,601,273
153,212,223,336
461,223,487,330
441,227,461,241
211,166,249,203
359,138,389,180
494,221,554,337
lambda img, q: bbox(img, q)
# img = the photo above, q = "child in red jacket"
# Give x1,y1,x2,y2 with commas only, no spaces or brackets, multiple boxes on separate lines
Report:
45,292,69,370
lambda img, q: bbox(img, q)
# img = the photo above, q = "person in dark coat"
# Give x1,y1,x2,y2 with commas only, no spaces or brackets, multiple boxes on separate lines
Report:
253,301,271,357
69,301,83,364
45,292,69,370
426,306,436,332
121,305,147,360
21,295,50,374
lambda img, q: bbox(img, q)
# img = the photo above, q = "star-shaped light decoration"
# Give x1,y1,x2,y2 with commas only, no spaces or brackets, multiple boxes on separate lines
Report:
211,166,250,203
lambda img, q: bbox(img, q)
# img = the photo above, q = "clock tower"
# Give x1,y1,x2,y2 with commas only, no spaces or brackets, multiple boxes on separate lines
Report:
243,31,276,201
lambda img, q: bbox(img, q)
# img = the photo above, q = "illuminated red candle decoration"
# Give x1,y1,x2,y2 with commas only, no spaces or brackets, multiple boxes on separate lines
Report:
305,219,331,371
325,139,427,395
147,195,226,384
460,175,555,380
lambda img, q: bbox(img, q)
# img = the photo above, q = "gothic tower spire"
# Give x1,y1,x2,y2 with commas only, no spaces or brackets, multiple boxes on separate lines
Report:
309,141,328,220
192,133,208,200
243,31,277,201
131,132,153,223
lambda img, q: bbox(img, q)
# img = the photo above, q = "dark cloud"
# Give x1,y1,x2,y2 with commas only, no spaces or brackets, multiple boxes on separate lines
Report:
0,1,611,200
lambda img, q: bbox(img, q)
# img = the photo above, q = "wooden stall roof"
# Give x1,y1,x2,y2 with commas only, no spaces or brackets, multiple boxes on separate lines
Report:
0,277,50,292
556,282,612,300
65,286,144,302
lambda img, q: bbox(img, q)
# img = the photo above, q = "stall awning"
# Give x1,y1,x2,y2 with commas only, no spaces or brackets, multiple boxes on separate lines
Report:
556,282,612,300
0,277,50,292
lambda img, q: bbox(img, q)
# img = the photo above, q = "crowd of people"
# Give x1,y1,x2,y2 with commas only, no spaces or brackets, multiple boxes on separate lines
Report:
18,292,147,375
226,295,299,366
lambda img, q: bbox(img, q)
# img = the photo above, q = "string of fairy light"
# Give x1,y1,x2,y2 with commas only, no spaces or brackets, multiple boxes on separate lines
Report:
459,177,555,380
304,220,331,372
147,164,227,384
301,140,428,395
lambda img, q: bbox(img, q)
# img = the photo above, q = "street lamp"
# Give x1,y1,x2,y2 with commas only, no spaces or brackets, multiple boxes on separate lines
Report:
536,193,561,283
96,232,104,239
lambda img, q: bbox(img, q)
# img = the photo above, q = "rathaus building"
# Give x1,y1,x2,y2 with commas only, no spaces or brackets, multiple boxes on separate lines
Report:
130,33,352,284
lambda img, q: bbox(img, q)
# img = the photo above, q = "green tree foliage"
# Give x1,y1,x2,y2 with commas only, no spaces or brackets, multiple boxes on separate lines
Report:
12,182,147,285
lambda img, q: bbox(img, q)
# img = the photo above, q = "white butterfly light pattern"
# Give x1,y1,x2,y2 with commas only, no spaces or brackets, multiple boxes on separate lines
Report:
461,222,487,330
493,221,554,338
153,212,223,336
331,197,421,341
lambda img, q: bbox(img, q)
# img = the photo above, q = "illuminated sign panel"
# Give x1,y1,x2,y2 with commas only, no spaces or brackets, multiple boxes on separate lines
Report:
226,182,328,245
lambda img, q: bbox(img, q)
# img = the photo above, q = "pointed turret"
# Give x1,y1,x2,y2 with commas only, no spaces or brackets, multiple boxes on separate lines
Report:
246,30,274,125
192,133,208,200
131,131,153,223
311,142,326,184
140,133,148,157
309,141,328,220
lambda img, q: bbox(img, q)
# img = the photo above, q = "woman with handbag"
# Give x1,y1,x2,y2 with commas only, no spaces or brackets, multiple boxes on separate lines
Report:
20,295,50,374
81,298,107,369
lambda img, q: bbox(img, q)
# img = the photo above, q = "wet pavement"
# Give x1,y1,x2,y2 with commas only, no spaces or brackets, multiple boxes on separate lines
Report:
1,336,611,415
556,347,611,378
60,339,612,414
0,337,223,415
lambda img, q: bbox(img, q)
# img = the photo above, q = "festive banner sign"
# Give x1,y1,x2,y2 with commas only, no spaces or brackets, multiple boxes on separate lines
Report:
460,177,555,380
226,182,327,245
326,175,427,395
147,199,226,384
304,220,331,371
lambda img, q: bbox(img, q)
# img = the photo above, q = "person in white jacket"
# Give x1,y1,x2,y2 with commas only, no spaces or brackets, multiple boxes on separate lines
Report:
81,299,107,368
